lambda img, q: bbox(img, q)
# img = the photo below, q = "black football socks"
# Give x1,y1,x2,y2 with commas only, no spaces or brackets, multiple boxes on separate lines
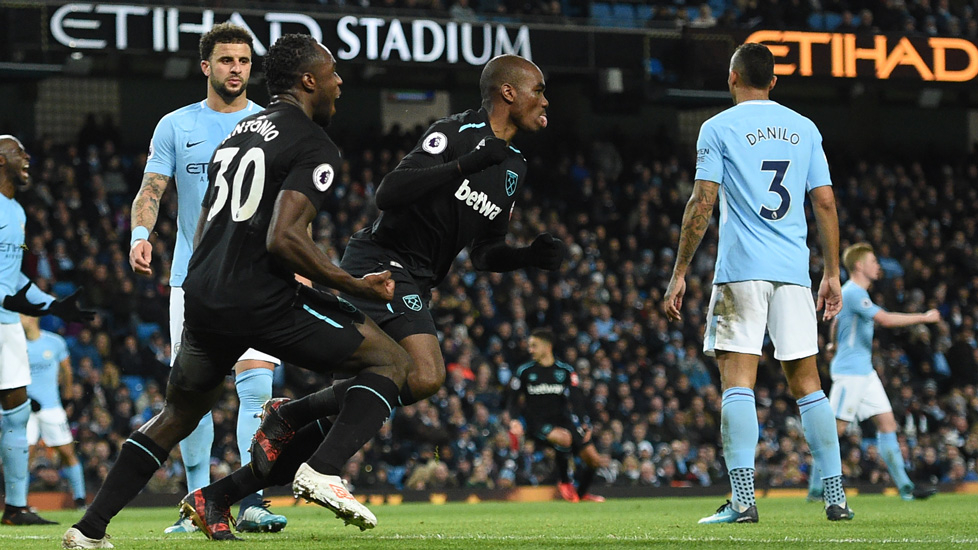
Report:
280,378,357,424
576,466,596,498
208,419,334,507
74,432,168,539
306,372,398,476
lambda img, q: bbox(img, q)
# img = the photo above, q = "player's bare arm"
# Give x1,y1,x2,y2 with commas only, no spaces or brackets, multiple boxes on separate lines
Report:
874,309,941,328
809,185,841,321
267,189,394,302
825,316,839,353
664,179,718,322
129,172,172,276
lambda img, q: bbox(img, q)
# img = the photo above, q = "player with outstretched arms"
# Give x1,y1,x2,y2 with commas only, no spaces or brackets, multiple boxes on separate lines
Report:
807,242,940,502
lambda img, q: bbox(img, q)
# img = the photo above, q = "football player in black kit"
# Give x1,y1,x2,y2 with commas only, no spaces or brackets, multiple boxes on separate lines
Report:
62,35,412,549
311,54,562,422
509,329,606,503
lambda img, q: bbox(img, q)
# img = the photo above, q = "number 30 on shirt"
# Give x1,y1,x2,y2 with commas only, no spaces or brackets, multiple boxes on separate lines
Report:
207,147,265,222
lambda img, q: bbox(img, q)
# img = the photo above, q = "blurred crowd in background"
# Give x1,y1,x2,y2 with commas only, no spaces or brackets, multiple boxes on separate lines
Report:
122,0,978,37
10,110,978,502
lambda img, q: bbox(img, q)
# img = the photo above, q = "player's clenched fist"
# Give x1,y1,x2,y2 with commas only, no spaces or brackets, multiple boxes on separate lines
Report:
356,270,395,302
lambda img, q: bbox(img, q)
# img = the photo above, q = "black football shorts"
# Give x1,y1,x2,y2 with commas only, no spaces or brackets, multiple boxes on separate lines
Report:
169,285,366,393
527,416,590,454
338,238,437,342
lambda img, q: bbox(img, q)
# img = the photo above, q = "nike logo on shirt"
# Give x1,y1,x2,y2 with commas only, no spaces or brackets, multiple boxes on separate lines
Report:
186,140,206,148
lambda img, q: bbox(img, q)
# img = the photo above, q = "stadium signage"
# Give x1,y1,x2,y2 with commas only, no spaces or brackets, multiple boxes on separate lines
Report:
49,3,531,64
746,30,978,82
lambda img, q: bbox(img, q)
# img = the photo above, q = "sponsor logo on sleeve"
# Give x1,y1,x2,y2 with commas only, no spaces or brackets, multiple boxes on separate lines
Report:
422,132,447,154
313,163,334,191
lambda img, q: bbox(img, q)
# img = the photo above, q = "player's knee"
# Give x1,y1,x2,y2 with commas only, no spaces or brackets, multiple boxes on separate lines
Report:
408,356,446,400
785,372,822,398
158,402,206,439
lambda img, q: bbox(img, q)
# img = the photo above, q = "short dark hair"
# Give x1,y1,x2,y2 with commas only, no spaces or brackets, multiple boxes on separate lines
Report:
732,43,774,89
479,54,535,109
199,22,253,62
264,34,324,96
530,328,555,345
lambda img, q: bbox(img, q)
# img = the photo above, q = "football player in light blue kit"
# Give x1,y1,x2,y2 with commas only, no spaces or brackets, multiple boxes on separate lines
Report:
0,135,93,525
807,243,940,502
664,43,853,523
22,314,87,508
128,23,286,534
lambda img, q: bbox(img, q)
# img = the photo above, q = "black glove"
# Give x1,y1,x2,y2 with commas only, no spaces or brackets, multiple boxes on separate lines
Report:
46,288,96,323
528,233,564,270
2,283,46,316
457,137,508,175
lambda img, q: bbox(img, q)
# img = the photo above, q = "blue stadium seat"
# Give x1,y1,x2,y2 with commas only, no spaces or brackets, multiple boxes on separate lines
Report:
589,2,614,26
825,12,843,30
561,0,583,18
611,3,637,28
808,13,823,30
709,0,727,15
635,4,654,23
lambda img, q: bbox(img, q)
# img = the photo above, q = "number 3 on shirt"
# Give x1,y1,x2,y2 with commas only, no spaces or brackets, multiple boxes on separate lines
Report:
207,147,265,222
759,160,791,221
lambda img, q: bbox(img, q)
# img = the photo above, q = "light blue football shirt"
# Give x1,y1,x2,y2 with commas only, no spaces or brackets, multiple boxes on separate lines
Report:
144,99,261,287
0,196,28,324
695,100,832,287
830,280,881,376
26,330,69,410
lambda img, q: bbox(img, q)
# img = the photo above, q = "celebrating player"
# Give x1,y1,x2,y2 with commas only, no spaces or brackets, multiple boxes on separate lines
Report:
302,54,560,424
62,34,412,548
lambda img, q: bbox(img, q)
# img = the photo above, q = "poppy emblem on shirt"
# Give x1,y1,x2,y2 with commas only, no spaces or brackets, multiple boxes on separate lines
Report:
505,170,518,196
313,164,334,192
422,132,447,154
403,294,423,311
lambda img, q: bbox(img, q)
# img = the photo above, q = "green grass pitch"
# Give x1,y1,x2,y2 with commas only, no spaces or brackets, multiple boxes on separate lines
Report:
4,494,977,549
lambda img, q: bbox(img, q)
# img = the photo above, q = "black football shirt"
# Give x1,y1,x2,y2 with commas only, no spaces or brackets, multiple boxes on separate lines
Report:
184,102,341,334
361,107,527,287
510,360,582,424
